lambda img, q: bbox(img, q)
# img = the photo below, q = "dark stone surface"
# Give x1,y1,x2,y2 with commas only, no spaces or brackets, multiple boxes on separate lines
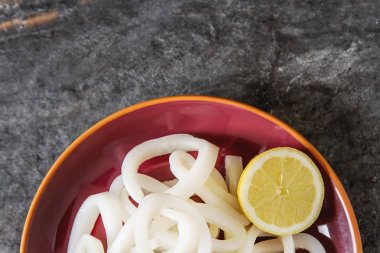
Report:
0,0,379,252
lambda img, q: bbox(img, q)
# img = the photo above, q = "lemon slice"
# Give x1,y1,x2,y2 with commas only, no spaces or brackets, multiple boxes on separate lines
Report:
237,147,324,235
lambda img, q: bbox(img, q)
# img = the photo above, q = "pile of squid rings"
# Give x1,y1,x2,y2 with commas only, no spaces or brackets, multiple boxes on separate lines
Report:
68,134,325,253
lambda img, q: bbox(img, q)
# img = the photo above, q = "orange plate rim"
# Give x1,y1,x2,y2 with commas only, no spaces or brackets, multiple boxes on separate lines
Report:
20,95,362,253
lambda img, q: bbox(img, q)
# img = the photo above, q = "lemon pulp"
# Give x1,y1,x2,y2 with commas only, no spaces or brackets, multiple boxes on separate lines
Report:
237,147,324,235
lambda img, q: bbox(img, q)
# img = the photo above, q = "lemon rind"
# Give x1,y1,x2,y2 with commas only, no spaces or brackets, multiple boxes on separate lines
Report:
237,147,325,236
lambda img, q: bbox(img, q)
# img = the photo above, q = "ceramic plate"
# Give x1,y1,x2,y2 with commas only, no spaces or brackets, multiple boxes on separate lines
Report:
21,96,362,253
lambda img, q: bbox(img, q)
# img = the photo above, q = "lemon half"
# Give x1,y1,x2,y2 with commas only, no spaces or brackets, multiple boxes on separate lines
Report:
237,147,324,235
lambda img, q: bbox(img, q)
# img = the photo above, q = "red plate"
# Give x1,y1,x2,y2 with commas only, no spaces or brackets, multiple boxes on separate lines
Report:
21,96,362,253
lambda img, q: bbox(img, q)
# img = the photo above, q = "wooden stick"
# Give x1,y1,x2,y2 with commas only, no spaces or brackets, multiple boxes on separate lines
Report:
0,10,59,31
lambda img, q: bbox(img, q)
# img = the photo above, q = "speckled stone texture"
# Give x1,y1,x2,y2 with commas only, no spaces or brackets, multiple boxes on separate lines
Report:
0,0,379,252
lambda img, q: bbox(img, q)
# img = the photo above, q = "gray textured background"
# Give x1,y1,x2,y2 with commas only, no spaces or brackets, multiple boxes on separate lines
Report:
0,0,379,252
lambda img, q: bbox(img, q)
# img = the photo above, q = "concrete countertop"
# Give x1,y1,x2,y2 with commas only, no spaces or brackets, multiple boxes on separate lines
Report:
0,0,379,252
